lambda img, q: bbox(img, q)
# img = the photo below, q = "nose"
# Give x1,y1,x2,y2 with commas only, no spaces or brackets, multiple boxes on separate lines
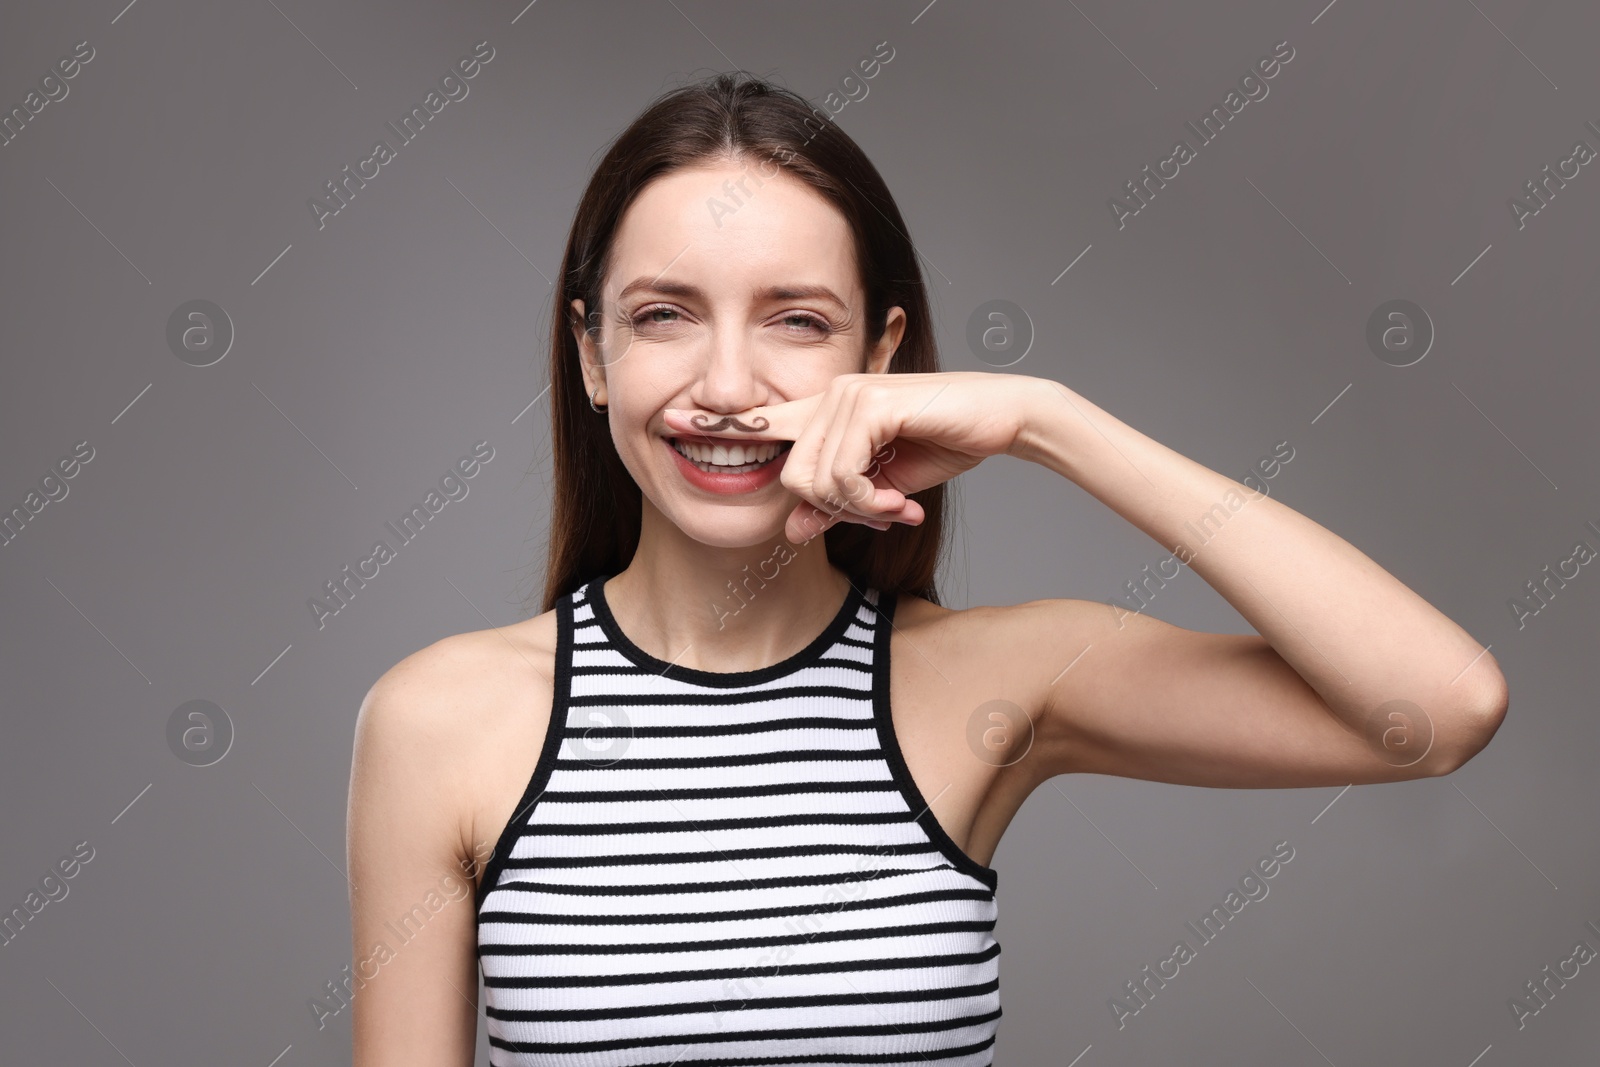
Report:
686,324,765,415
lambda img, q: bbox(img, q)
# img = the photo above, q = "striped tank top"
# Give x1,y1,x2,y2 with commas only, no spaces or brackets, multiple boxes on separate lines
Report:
475,574,1002,1065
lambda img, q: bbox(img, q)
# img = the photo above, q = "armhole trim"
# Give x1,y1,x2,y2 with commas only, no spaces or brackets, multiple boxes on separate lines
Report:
473,589,575,918
871,590,1000,894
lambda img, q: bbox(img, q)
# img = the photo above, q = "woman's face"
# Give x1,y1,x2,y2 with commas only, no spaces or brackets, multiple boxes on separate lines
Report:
573,158,905,548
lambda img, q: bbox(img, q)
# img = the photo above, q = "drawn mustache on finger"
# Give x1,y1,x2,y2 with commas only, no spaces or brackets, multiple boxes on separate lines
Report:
688,413,770,433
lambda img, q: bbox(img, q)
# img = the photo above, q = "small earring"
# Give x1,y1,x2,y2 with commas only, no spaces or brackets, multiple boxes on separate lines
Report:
589,386,607,413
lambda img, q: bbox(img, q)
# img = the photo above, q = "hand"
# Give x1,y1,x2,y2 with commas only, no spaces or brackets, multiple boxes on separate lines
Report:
662,371,1039,543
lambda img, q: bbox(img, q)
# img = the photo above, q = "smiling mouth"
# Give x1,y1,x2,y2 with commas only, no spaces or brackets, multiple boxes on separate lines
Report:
669,436,792,474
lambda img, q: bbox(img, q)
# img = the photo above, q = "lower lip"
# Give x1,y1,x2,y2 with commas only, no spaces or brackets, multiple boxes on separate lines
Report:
665,437,788,495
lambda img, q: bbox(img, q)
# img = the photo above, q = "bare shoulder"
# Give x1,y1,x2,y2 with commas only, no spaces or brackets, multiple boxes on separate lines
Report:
358,609,558,748
351,608,559,865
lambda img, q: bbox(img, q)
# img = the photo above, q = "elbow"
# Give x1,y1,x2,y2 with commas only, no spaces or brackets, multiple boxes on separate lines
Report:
1427,674,1510,777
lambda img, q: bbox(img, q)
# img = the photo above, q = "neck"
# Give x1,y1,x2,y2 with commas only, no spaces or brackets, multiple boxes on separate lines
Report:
602,502,854,673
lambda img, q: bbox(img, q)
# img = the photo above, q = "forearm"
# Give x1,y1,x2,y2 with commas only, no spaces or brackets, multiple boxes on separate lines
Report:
1010,377,1507,739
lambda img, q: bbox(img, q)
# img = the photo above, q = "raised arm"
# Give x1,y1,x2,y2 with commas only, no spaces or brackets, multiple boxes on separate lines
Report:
662,368,1508,786
1003,378,1509,786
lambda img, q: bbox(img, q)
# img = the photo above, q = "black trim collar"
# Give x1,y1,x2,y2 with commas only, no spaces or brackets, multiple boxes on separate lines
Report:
583,572,866,688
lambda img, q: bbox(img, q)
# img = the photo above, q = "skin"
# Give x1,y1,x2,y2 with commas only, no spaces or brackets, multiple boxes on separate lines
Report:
346,159,1510,1063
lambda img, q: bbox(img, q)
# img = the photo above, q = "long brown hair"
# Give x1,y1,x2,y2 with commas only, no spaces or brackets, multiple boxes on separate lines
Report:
540,71,947,612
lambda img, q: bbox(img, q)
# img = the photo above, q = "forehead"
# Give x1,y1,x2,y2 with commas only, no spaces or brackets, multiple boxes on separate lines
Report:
606,161,860,303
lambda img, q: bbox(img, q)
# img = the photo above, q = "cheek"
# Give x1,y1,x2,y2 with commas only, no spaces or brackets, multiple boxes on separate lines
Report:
601,379,669,471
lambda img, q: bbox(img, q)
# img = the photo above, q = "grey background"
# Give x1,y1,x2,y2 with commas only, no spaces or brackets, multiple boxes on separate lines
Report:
1,0,1595,1063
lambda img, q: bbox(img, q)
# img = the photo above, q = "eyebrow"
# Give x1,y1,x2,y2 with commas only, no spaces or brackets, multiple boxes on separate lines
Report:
616,278,849,309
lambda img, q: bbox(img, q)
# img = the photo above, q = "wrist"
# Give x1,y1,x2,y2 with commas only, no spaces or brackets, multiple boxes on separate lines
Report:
1004,376,1066,467
1006,376,1109,483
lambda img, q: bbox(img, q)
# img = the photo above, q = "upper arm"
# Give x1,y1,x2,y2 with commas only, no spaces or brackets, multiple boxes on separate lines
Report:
346,646,482,1066
1004,599,1498,788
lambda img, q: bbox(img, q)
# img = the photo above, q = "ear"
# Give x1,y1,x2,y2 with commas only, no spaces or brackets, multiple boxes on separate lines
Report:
865,306,906,375
570,298,605,401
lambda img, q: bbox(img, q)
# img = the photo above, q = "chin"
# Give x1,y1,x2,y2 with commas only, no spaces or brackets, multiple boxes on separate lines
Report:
666,506,791,550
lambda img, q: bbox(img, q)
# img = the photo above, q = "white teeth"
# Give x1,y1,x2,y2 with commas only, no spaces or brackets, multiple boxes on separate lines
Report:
670,437,786,473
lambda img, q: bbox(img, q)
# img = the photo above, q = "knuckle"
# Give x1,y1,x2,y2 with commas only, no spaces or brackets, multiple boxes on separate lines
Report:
781,473,812,500
834,465,866,501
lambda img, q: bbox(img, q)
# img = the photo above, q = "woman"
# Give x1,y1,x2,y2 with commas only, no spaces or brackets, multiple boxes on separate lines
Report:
345,72,1508,1064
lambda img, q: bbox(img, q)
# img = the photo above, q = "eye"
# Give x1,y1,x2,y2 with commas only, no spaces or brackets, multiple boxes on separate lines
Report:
776,312,832,336
630,304,682,328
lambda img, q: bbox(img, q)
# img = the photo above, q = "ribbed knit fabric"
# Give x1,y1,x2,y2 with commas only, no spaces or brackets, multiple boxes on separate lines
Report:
474,574,1001,1066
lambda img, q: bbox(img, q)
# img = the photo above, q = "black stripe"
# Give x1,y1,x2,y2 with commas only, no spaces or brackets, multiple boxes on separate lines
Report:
484,941,1002,988
567,684,871,706
531,780,901,803
482,868,977,905
570,660,877,677
486,977,999,1021
556,714,879,739
490,1032,997,1066
832,635,875,651
489,1012,1003,1057
479,918,996,956
548,748,884,771
517,810,913,837
496,839,946,869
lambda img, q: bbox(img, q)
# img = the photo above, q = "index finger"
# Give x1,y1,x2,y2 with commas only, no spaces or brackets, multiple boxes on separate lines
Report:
661,393,822,443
